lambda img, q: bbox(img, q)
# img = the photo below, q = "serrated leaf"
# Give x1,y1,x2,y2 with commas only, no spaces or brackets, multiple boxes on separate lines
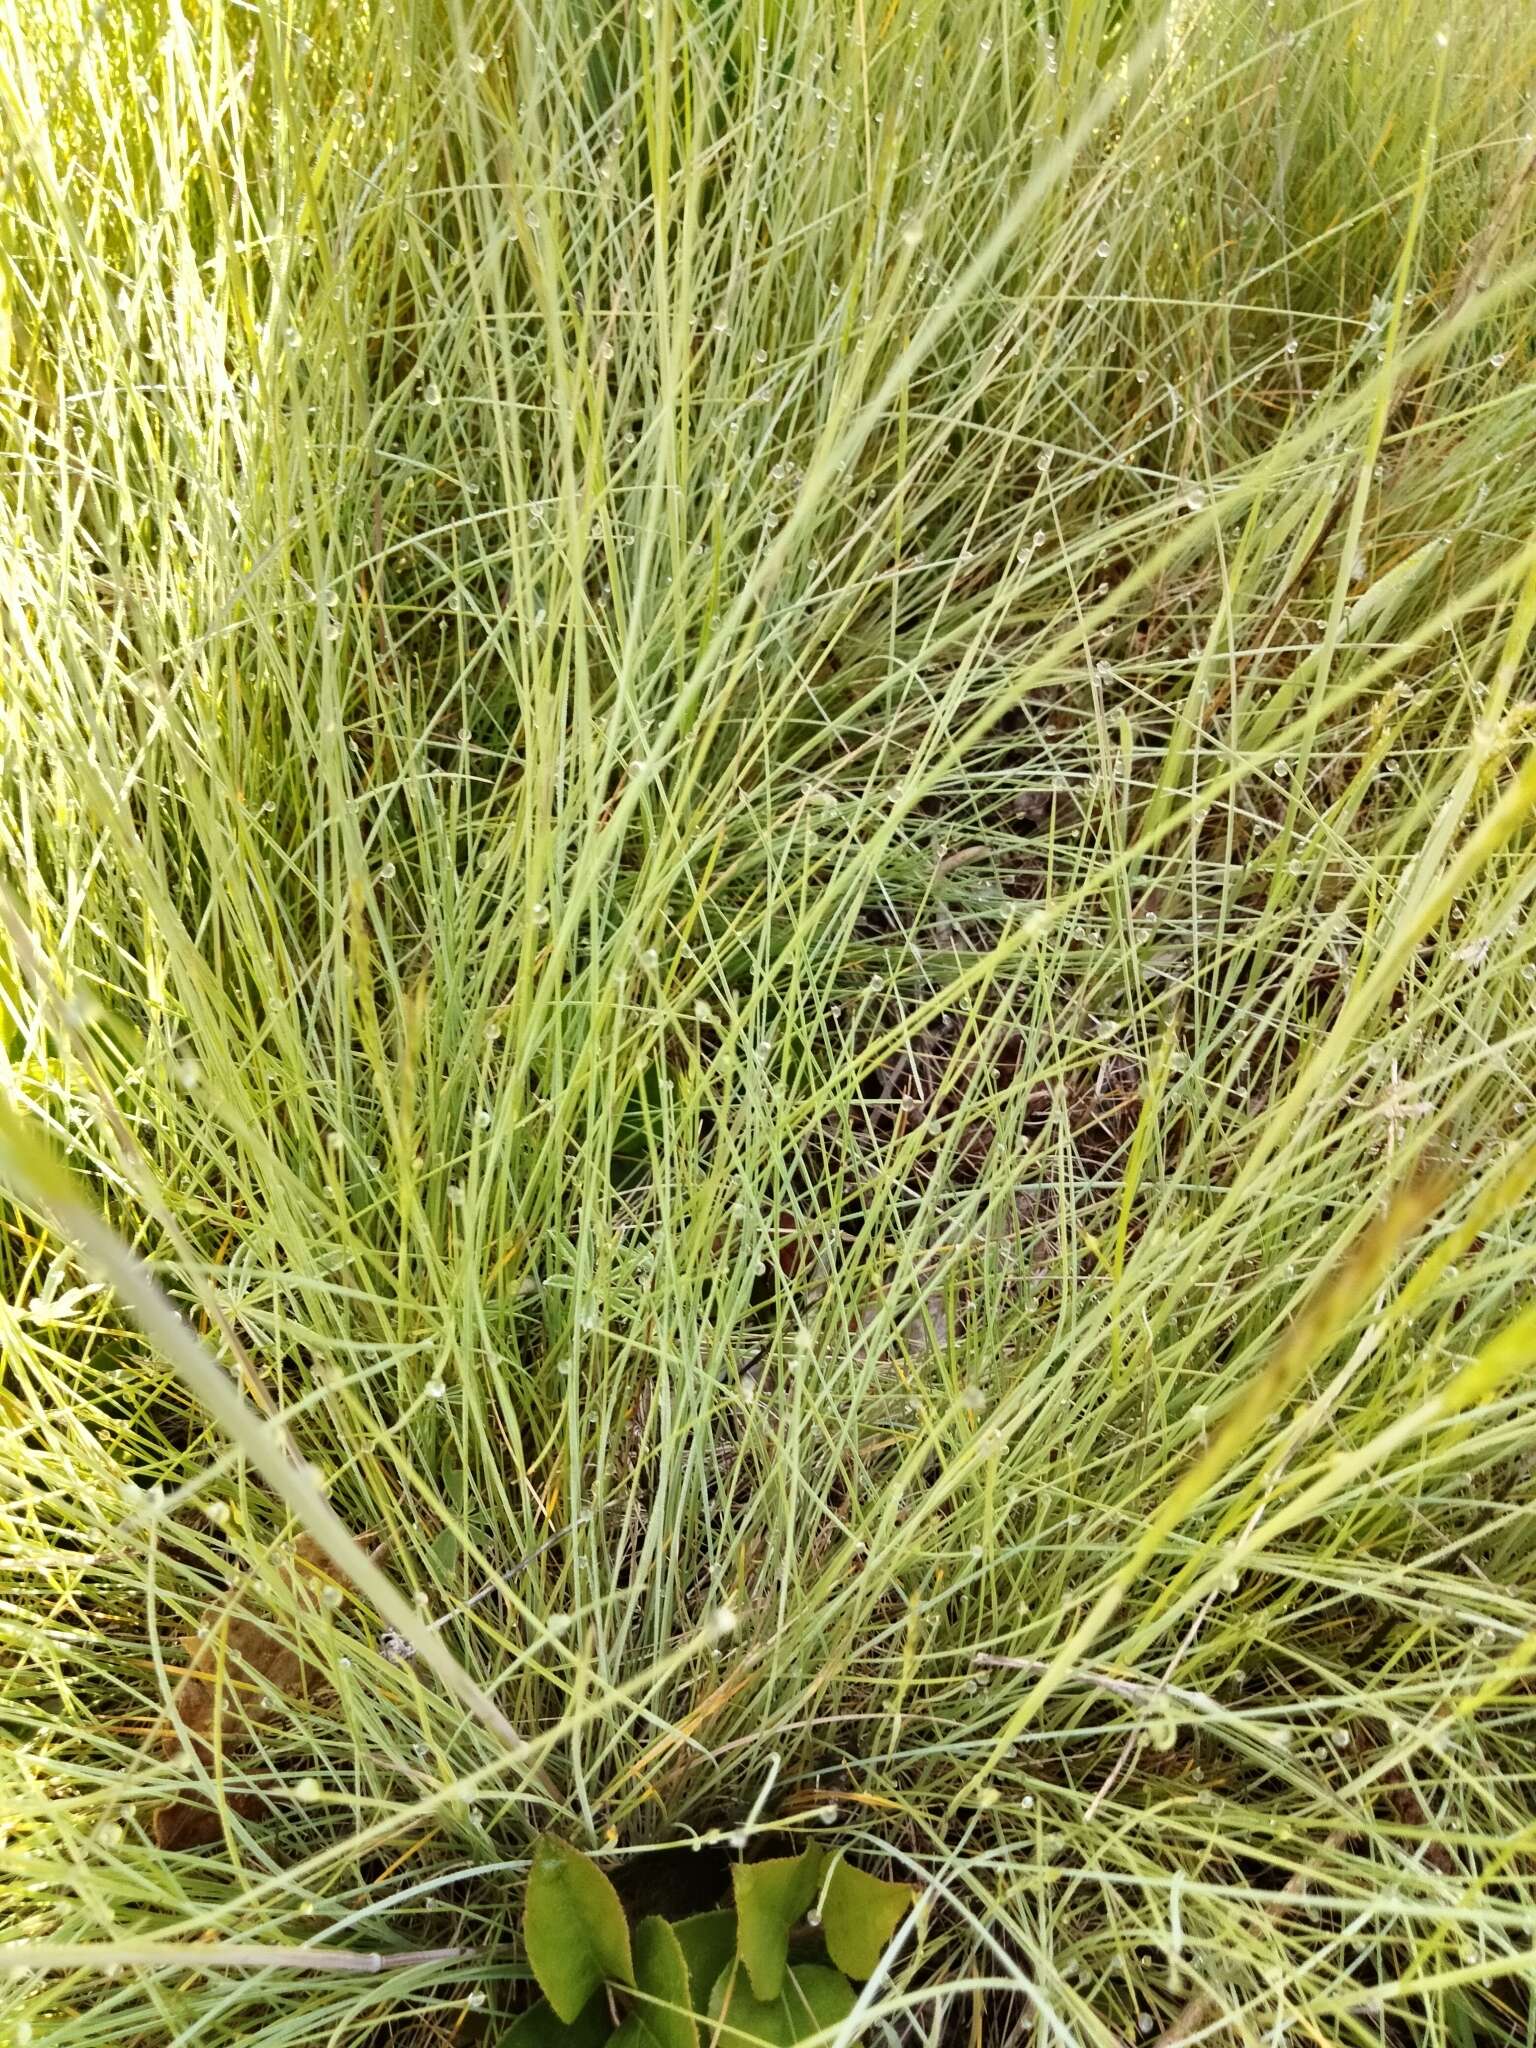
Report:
671,1910,738,2012
819,1860,913,1983
625,1915,697,2048
500,1992,612,2047
707,1961,856,2046
731,1846,824,1999
152,1532,351,1850
524,1835,635,2022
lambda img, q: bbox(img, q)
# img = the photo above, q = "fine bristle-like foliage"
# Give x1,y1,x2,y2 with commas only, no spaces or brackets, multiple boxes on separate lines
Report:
4,0,1536,2042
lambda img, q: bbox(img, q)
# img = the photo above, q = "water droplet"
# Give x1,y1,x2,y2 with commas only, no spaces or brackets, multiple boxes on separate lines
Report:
1096,240,1111,259
425,1377,447,1399
296,1776,323,1803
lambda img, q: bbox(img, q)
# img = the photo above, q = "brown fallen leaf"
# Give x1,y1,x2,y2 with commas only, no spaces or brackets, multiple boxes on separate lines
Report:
153,1534,351,1850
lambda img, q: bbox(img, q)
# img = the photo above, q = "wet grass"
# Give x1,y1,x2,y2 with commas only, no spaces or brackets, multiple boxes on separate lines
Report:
4,0,1536,2042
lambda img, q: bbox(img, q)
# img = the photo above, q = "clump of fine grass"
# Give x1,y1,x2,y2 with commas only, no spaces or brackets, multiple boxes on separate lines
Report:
4,0,1536,2042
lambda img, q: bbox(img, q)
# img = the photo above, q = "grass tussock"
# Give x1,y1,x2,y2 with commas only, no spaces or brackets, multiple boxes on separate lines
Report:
4,0,1536,2041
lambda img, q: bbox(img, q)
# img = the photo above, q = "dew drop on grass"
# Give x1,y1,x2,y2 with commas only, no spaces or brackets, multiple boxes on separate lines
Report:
425,1377,447,1399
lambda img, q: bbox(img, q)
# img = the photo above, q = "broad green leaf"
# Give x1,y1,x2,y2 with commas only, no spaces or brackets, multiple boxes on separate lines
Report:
819,1861,914,1983
524,1835,635,2022
731,1846,824,1999
500,1992,612,2047
707,1961,856,2046
628,1915,697,2048
671,1910,738,2011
